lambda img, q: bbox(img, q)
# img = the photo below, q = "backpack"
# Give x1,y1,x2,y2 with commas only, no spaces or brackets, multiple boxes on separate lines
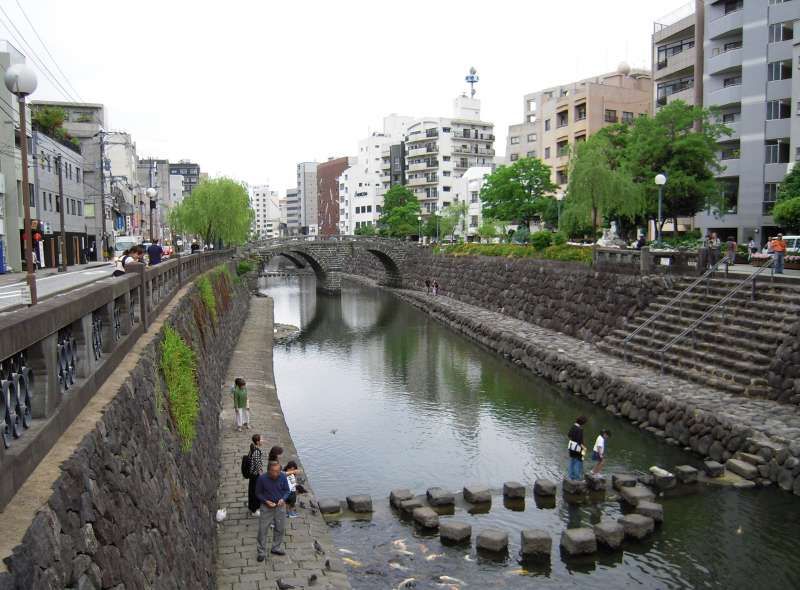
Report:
241,453,251,479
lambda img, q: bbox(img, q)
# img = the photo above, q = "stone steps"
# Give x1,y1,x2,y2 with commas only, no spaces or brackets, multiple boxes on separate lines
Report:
622,315,784,349
640,303,791,334
650,295,797,321
611,324,776,357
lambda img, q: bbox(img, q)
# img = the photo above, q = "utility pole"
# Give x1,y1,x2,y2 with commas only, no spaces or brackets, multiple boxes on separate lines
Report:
97,130,108,260
17,95,37,303
56,155,67,272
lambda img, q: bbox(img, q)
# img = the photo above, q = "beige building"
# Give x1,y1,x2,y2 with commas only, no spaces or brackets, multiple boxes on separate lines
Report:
506,66,652,190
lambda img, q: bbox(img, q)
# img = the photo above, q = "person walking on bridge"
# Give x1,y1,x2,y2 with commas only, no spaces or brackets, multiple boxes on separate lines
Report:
255,461,290,561
147,239,163,265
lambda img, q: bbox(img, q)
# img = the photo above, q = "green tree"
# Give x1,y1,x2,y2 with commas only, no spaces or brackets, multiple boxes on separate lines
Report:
170,177,253,246
378,185,420,237
440,202,468,240
563,134,645,236
477,218,500,241
480,158,556,226
32,106,66,136
773,197,800,232
778,164,800,202
421,214,439,238
354,223,376,236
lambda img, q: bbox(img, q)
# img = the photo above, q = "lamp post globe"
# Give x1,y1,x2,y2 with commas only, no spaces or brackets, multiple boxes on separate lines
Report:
146,187,157,199
4,63,37,96
654,174,667,247
654,174,667,186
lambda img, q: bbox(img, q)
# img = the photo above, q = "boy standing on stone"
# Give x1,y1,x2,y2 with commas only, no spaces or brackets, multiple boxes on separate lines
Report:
232,377,250,431
591,429,611,475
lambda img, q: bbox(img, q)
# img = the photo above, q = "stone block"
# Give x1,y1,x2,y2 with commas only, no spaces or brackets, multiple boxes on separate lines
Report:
399,498,423,514
476,529,509,553
346,494,373,513
584,473,607,491
533,479,556,497
674,465,698,484
503,481,526,499
389,489,414,509
703,460,725,478
734,452,766,466
726,458,758,480
593,521,624,550
649,466,676,490
635,501,664,523
560,528,597,556
318,499,341,515
426,487,455,507
463,484,491,504
440,521,471,544
619,514,655,540
520,529,551,559
412,507,439,529
618,484,655,507
612,473,637,491
562,478,587,495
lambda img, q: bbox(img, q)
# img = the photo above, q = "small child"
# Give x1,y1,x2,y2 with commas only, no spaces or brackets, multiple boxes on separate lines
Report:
232,377,250,432
284,460,300,518
591,429,611,474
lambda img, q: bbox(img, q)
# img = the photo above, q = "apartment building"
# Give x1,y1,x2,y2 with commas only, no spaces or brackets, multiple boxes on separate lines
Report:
506,66,652,190
296,162,318,235
250,185,282,238
317,157,355,237
285,188,301,235
452,166,493,240
169,160,201,197
405,95,495,215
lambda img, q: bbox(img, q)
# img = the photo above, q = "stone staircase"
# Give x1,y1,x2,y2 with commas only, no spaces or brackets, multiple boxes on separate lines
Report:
598,274,800,399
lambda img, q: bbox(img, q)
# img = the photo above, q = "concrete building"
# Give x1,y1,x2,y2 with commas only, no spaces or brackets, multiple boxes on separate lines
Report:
297,162,318,235
405,96,495,216
285,188,301,235
31,131,87,267
169,160,201,197
278,196,288,236
250,185,282,238
317,157,354,237
452,166,493,240
340,115,414,234
137,158,170,241
506,67,652,190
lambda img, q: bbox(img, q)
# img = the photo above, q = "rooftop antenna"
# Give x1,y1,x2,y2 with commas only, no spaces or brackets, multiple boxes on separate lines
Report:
465,66,479,98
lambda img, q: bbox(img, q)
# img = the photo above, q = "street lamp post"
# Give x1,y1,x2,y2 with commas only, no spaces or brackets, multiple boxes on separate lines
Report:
556,190,565,231
146,187,157,242
417,215,422,243
654,173,667,247
6,64,38,304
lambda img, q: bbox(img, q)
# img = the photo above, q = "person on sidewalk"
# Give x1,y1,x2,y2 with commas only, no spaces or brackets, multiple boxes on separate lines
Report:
268,445,284,463
726,236,737,266
147,239,163,265
425,278,431,294
432,279,439,296
232,377,250,431
591,429,611,475
709,232,721,267
255,461,290,561
283,460,300,518
747,237,757,262
567,416,587,481
248,434,264,515
772,234,787,274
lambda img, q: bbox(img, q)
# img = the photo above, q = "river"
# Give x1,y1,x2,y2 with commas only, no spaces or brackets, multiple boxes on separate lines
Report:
264,275,800,589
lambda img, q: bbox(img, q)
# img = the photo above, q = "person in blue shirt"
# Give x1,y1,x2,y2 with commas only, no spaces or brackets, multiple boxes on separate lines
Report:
146,239,163,265
255,460,290,561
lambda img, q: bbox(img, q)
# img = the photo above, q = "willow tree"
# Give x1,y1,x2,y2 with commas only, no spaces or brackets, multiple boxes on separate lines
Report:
563,135,644,237
171,177,253,246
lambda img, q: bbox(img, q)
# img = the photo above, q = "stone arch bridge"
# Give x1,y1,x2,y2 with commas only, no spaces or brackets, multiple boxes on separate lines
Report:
249,237,414,293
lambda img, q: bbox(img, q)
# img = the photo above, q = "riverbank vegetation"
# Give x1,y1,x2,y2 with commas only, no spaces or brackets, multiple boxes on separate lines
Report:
436,242,593,264
160,325,199,451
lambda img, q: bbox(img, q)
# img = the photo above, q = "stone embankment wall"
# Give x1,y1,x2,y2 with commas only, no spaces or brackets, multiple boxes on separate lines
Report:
0,267,250,589
348,249,668,343
768,320,800,405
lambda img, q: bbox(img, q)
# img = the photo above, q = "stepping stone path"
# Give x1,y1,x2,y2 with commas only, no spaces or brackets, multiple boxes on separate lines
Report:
476,529,509,552
635,501,664,523
726,458,758,480
703,460,725,478
534,479,556,496
649,466,676,490
318,499,341,515
503,481,526,499
593,521,625,549
675,465,699,484
619,484,655,507
612,473,637,491
345,495,372,513
560,528,597,556
619,514,655,540
412,507,439,529
463,484,491,504
389,489,414,509
520,529,551,559
426,487,455,507
585,474,607,491
562,478,587,495
440,521,472,544
400,498,423,514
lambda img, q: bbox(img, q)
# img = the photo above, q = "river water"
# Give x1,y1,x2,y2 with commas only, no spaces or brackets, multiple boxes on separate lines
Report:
264,275,800,589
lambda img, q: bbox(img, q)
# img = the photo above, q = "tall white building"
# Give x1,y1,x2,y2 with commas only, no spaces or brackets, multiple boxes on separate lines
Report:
296,162,318,235
250,185,282,238
340,115,414,234
452,166,493,240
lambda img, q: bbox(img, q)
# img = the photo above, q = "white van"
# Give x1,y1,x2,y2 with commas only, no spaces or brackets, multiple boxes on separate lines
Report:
783,235,800,254
113,236,141,258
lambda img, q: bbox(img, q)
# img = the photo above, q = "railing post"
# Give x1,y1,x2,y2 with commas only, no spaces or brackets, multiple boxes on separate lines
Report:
26,334,60,419
131,262,149,329
752,276,757,302
75,313,98,377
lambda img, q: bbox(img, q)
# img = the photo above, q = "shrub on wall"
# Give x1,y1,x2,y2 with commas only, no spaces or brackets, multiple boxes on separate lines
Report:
438,242,593,264
197,276,217,322
237,260,254,276
530,231,553,251
160,325,199,451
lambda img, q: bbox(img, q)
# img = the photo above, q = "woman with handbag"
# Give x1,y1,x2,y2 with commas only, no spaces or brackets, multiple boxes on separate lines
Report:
248,434,264,515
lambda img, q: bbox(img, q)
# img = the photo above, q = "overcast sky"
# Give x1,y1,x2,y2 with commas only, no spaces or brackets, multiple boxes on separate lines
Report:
12,0,678,192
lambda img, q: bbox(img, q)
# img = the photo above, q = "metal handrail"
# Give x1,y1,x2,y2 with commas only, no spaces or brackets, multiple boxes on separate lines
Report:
623,255,731,361
657,257,775,373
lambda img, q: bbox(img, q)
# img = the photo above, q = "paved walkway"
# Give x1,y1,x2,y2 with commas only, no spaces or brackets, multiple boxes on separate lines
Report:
215,296,351,590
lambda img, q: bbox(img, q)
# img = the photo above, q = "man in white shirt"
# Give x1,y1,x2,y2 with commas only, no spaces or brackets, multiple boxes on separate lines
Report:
591,429,610,475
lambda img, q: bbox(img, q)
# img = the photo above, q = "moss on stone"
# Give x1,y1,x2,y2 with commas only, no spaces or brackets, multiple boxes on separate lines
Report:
160,325,199,451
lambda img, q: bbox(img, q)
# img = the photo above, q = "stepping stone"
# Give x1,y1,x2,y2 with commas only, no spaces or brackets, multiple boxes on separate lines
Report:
562,478,587,495
584,473,607,491
318,499,341,514
463,484,491,504
674,465,698,484
520,529,551,559
533,479,556,497
389,489,414,509
476,529,509,552
612,473,637,491
560,528,597,556
726,458,758,480
346,494,372,513
412,507,439,529
503,481,526,499
426,487,455,507
618,484,655,507
703,460,725,478
593,521,624,549
734,452,766,466
440,521,471,544
649,466,676,490
619,514,655,540
399,498,423,514
635,501,664,523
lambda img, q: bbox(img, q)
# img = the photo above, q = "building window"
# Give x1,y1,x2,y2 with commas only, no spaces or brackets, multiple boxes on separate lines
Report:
556,110,568,128
575,104,586,121
443,186,451,192
656,37,695,69
527,150,537,158
767,99,791,120
459,158,468,168
470,191,479,203
622,111,634,124
656,75,694,106
765,139,790,164
769,22,794,43
527,114,536,123
724,0,742,14
442,171,451,177
768,60,792,81
556,169,568,185
722,40,742,53
469,215,478,228
556,140,569,157
764,183,779,214
604,109,618,123
574,134,586,144
719,179,738,214
544,119,551,131
527,133,537,142
723,75,742,87
722,110,740,123
78,201,83,216
544,147,551,159
510,136,520,145
720,144,740,160
442,155,451,161
527,99,537,112
510,153,519,162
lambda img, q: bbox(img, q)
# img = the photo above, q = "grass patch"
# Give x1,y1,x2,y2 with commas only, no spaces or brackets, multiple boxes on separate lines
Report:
160,325,199,452
236,260,254,276
436,242,594,264
197,276,217,322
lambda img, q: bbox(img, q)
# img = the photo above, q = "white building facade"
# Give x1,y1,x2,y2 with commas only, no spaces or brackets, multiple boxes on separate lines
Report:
250,185,282,238
296,162,318,235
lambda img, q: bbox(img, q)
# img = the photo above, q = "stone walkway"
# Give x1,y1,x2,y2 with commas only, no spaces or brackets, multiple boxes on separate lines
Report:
215,296,351,590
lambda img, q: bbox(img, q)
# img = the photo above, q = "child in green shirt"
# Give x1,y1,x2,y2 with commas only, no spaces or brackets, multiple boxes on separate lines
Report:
232,377,250,431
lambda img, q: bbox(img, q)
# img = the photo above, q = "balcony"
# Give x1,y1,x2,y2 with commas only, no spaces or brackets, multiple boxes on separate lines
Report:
765,163,789,183
408,161,438,172
767,79,793,102
717,158,740,177
707,84,741,108
723,120,740,139
407,146,429,157
380,174,390,183
655,47,695,81
766,118,791,141
407,176,436,187
707,48,742,76
708,6,743,41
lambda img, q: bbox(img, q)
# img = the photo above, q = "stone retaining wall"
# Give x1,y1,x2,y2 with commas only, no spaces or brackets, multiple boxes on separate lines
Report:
768,320,800,405
348,249,668,343
0,267,250,589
